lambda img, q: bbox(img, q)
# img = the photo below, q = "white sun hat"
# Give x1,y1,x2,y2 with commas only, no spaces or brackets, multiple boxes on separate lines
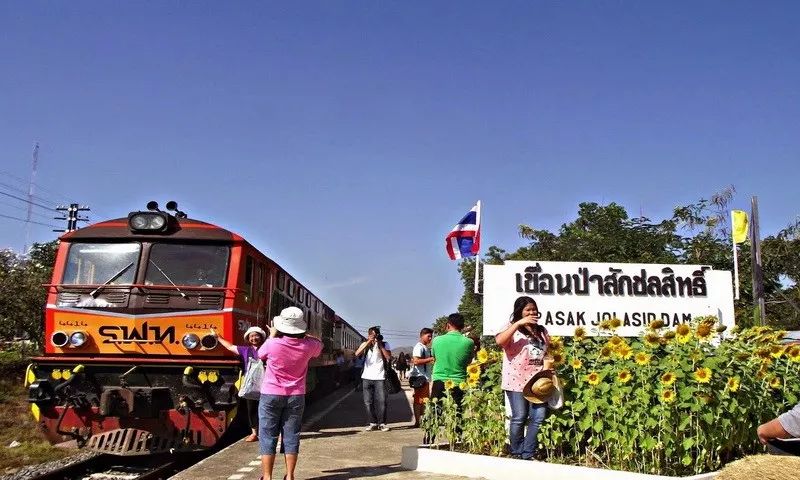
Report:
243,326,266,342
274,306,306,335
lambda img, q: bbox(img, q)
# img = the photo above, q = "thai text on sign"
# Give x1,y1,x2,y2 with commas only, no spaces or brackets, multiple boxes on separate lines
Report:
483,261,735,337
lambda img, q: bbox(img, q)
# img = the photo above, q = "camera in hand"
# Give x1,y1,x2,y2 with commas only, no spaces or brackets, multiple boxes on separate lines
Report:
375,334,384,343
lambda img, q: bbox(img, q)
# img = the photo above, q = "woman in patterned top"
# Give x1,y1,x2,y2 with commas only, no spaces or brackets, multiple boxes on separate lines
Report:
495,296,551,460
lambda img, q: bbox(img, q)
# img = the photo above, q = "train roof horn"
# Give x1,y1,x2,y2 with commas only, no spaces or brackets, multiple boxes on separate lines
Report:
166,200,187,218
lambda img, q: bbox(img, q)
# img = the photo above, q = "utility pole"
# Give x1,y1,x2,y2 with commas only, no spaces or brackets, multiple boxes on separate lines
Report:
749,196,765,325
54,203,90,233
23,143,39,253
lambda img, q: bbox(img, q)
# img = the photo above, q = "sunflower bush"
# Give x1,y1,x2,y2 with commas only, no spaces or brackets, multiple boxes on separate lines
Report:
541,319,800,475
421,321,800,476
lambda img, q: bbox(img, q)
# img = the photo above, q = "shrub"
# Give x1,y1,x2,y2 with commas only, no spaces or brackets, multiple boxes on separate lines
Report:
421,321,800,476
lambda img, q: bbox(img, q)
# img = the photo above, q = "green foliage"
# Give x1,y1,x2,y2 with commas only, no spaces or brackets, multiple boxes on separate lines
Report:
537,323,800,475
421,326,800,476
0,241,58,346
448,191,800,333
421,349,506,455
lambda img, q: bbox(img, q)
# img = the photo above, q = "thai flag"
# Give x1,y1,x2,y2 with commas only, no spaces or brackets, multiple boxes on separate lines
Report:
445,202,481,260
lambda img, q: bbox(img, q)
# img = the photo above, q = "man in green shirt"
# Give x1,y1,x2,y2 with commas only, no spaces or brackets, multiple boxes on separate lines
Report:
430,313,474,410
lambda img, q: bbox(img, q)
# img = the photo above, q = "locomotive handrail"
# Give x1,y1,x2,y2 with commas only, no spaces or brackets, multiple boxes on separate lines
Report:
43,283,243,293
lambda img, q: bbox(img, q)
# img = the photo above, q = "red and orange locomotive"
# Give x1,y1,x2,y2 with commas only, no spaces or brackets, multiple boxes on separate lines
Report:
26,202,364,455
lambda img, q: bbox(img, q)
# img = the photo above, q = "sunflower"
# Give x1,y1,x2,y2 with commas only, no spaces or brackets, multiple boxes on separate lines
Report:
550,337,564,351
610,317,622,329
459,381,468,390
693,367,712,384
586,371,601,386
444,379,455,390
615,345,633,360
769,377,782,390
476,349,489,364
574,327,587,340
599,319,612,331
649,319,665,330
570,358,583,369
634,352,650,366
551,352,565,366
788,346,800,363
599,346,613,359
755,348,772,360
660,372,677,386
617,369,633,384
467,376,479,388
466,364,481,376
726,377,740,392
644,332,661,348
609,336,624,347
676,324,691,336
660,389,676,403
422,397,430,404
677,331,692,344
770,345,784,359
663,331,677,341
696,323,713,341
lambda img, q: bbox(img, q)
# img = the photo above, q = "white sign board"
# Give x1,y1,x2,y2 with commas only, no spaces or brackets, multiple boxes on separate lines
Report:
483,261,735,337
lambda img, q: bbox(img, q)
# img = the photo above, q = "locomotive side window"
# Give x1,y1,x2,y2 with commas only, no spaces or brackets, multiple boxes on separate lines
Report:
277,272,286,291
244,256,254,299
63,243,140,285
144,244,229,287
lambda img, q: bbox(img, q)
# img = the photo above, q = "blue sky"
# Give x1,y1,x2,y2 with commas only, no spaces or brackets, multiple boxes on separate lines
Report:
1,1,799,346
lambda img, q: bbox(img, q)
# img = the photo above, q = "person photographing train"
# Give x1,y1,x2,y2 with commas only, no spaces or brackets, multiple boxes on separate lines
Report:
355,326,392,432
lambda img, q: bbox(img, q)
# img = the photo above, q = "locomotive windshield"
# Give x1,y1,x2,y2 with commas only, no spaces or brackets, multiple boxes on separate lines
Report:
144,244,229,287
62,243,140,285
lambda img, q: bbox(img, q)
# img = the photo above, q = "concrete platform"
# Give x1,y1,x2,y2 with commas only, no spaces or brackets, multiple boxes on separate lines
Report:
170,383,484,480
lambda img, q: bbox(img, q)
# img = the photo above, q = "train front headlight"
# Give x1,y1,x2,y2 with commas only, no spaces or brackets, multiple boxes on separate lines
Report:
51,331,69,348
69,331,88,348
182,333,200,350
201,334,218,350
128,212,170,233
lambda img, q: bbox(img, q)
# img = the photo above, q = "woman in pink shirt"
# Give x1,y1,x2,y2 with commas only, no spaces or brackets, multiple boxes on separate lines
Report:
257,307,322,480
495,296,550,460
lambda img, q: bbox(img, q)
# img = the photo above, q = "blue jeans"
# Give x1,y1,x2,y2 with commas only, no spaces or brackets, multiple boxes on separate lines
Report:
506,390,547,459
362,379,387,424
258,394,305,455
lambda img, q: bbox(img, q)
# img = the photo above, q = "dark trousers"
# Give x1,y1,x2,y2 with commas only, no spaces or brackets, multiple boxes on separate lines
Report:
768,439,800,456
246,398,259,430
430,380,465,411
362,379,387,425
426,380,465,444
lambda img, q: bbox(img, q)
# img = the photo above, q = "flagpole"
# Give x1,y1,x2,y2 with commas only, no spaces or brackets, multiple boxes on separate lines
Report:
731,211,740,300
474,200,481,295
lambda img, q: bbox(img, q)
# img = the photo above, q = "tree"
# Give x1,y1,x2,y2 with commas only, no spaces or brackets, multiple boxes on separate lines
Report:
0,241,58,347
449,190,800,334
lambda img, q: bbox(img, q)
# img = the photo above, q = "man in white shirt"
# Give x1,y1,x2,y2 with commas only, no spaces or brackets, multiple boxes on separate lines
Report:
409,328,434,427
355,326,392,432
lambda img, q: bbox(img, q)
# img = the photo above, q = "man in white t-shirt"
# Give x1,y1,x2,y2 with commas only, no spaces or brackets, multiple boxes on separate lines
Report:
355,326,392,432
409,327,434,427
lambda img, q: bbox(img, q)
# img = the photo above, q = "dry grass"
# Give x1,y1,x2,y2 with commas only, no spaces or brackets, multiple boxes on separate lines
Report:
0,366,73,475
716,454,800,480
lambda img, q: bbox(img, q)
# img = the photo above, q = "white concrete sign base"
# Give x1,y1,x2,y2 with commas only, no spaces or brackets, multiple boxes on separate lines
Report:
401,446,717,480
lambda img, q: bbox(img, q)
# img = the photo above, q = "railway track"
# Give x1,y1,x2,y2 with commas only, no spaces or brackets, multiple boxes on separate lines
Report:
28,452,198,480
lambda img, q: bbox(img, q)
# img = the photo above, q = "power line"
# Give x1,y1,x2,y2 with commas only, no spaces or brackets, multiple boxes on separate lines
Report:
0,212,60,229
0,169,77,206
0,189,54,211
0,181,65,207
0,200,55,221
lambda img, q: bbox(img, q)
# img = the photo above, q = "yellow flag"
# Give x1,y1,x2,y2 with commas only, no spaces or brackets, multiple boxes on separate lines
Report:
731,210,749,244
